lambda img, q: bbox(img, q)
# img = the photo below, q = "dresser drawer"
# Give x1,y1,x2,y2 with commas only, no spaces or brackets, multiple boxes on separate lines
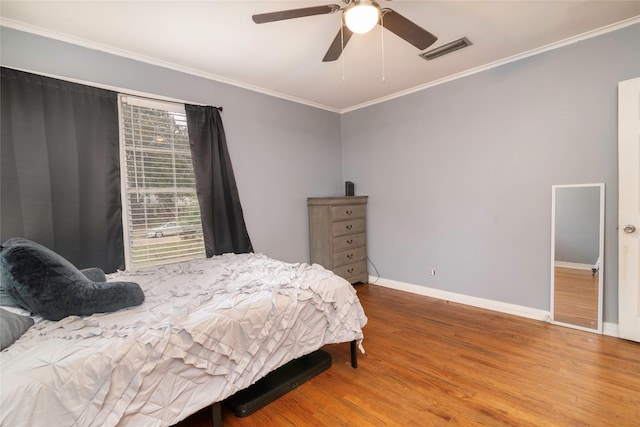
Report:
308,196,368,285
333,233,366,252
333,246,366,268
334,260,367,281
331,204,366,221
331,218,365,237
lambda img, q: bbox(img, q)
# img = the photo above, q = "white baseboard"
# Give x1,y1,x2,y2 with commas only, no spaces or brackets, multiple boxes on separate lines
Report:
554,261,593,270
370,276,550,321
603,322,619,337
369,276,621,337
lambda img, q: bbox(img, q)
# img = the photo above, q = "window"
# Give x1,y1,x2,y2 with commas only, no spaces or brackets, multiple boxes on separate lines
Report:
119,95,205,269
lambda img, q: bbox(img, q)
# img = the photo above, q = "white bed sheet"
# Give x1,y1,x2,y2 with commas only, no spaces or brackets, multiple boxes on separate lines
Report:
0,253,367,427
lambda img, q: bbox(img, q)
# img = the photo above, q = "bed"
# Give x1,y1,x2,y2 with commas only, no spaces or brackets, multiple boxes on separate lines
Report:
0,251,368,426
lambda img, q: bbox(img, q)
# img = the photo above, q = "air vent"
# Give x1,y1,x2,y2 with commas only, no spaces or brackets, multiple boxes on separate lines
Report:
419,37,472,61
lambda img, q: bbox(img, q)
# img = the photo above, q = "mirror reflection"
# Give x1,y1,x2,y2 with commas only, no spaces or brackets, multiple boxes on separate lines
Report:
551,184,604,332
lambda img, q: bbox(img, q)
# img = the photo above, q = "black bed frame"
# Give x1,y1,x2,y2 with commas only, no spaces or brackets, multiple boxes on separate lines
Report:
210,340,358,427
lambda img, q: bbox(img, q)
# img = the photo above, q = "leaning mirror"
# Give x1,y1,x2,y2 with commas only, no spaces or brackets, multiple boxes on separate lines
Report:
550,184,604,333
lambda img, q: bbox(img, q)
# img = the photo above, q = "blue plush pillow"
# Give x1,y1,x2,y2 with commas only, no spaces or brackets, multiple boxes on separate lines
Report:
0,266,107,307
0,238,144,321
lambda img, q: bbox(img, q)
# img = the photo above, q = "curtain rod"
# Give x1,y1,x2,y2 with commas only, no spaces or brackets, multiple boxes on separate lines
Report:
4,67,224,112
127,92,223,111
121,91,222,111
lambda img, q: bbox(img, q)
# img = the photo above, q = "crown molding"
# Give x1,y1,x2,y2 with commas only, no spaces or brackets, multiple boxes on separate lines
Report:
2,15,639,114
0,17,341,114
341,16,640,113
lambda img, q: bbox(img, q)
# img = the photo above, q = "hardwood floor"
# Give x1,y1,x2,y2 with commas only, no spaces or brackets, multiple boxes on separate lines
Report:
553,266,599,329
176,283,640,426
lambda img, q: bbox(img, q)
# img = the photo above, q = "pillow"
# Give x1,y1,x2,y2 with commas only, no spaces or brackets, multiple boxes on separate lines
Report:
0,287,19,308
0,308,34,350
0,238,144,321
79,267,107,282
0,267,106,307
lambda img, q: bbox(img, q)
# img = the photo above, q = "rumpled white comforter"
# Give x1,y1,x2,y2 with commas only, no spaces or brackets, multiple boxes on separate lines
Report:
0,253,367,427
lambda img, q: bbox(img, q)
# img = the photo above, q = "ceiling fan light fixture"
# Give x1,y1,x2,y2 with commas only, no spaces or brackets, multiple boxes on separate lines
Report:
344,1,380,34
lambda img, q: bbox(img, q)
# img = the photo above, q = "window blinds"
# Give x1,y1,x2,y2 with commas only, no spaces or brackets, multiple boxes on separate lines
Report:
119,95,205,269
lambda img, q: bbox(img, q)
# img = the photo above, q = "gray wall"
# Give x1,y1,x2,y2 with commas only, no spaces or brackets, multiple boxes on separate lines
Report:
3,23,639,323
0,27,343,264
555,186,601,265
341,23,640,323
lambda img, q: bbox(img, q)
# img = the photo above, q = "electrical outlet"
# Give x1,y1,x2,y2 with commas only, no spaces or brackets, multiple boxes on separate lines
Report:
429,268,436,276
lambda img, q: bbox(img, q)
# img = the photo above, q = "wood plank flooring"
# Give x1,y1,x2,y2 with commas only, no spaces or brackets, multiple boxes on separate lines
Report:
553,266,599,329
175,283,640,426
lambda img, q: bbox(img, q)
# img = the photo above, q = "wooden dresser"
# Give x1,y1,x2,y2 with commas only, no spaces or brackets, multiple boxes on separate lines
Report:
308,196,368,284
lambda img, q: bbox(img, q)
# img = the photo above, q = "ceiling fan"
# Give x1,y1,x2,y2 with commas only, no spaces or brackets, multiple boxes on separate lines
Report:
252,0,437,62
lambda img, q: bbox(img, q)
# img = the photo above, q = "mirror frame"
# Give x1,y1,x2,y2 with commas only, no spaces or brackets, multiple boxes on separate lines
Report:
550,183,605,333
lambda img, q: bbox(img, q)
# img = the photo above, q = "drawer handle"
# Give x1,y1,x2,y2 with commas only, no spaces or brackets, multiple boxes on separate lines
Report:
347,253,353,259
346,210,353,215
346,225,353,230
347,268,354,273
346,239,353,245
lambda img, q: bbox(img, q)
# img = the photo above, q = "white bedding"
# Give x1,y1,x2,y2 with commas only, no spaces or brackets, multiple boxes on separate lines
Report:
0,253,367,426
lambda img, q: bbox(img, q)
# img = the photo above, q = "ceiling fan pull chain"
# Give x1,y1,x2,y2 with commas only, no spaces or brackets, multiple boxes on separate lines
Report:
381,12,386,83
341,21,346,81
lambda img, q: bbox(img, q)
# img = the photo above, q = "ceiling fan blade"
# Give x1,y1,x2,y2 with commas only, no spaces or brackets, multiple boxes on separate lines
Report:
252,4,341,24
322,25,354,62
380,8,437,50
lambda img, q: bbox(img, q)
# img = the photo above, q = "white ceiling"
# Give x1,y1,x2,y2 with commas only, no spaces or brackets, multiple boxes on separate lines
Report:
1,1,639,112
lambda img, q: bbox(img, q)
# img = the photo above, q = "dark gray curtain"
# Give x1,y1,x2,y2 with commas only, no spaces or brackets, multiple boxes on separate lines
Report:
1,68,124,272
185,104,253,256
